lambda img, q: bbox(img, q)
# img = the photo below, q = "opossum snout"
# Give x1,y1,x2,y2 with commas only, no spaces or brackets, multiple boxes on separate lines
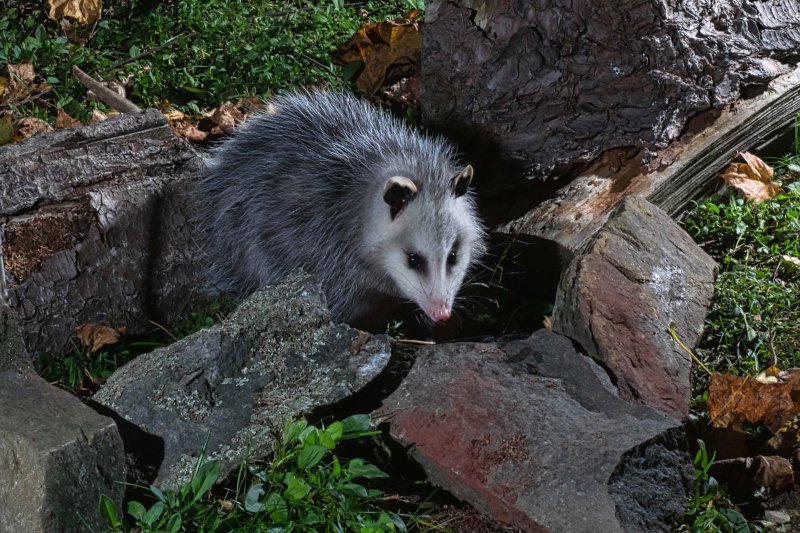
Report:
428,303,451,323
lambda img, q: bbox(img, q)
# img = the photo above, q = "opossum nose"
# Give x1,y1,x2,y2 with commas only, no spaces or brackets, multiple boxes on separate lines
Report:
429,305,451,323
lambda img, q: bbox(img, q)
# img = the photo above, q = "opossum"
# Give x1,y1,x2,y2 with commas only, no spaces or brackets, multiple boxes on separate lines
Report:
198,91,485,325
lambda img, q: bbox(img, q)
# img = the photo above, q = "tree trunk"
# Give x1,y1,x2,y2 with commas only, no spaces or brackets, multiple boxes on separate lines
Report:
0,110,211,356
422,0,800,182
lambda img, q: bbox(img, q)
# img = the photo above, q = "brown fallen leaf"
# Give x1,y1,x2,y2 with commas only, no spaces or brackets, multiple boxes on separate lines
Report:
55,108,81,129
88,108,109,124
707,370,800,433
197,101,246,135
3,62,52,105
710,456,794,500
332,13,421,96
349,330,372,355
13,117,54,141
75,323,122,354
0,112,12,147
45,0,102,25
721,152,783,202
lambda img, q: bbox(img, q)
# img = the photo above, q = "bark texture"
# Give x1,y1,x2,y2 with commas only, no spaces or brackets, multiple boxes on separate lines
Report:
0,110,210,356
422,0,800,179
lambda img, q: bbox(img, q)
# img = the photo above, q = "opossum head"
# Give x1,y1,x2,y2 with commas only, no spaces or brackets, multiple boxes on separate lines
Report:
373,165,484,323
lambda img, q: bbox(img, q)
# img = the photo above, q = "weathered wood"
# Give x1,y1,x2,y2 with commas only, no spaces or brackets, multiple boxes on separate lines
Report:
498,66,800,258
422,0,800,181
0,110,211,356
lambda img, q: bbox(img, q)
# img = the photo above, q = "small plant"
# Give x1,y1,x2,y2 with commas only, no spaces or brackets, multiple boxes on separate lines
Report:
100,415,411,532
242,415,403,532
683,440,750,532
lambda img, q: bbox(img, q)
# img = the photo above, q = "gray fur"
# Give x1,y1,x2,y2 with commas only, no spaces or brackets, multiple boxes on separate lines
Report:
198,91,485,324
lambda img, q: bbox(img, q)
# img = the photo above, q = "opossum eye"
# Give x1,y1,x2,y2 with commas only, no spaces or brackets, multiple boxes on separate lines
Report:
407,252,425,271
447,250,458,267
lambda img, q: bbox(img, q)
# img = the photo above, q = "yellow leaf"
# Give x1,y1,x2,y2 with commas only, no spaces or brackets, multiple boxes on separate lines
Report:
332,15,420,95
45,0,102,25
721,152,782,202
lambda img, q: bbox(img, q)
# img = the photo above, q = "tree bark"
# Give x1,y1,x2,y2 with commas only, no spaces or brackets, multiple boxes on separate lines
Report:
422,0,800,181
0,110,211,356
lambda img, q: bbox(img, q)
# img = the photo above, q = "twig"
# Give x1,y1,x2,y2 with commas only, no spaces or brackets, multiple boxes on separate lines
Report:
71,65,141,113
393,338,436,345
669,322,712,375
102,31,199,74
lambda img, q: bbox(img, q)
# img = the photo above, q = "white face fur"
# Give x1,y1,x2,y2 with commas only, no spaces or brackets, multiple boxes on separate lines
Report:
370,166,482,323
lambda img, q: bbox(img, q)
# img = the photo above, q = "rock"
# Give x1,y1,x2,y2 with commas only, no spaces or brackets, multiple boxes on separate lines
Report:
0,109,210,356
421,0,800,180
93,271,391,487
379,329,691,532
0,303,29,372
0,370,125,532
552,196,717,419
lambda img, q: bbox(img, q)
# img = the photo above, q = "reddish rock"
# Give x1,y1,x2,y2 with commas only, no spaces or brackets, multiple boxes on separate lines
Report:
379,330,691,532
553,196,716,419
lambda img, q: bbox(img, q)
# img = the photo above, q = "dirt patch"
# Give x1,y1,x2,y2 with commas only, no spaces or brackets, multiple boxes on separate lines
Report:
3,200,95,283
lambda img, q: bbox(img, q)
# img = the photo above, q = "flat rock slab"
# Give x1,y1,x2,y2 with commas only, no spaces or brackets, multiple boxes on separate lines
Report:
379,330,691,532
553,196,717,419
94,271,391,487
0,370,125,533
0,109,210,355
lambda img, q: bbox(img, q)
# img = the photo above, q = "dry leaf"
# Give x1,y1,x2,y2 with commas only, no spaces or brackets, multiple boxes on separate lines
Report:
332,14,421,96
721,152,783,202
3,62,52,105
707,370,800,433
198,101,246,134
217,499,234,512
55,108,81,129
46,0,102,25
170,121,208,143
13,117,54,141
542,315,553,331
349,330,372,355
75,323,122,354
0,112,12,147
89,108,109,124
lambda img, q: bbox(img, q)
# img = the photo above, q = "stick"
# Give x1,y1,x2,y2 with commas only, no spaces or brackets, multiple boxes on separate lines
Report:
102,31,199,73
71,65,141,113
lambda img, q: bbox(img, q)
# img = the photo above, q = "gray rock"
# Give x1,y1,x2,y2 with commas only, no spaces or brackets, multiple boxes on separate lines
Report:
379,329,691,532
553,196,717,419
94,271,391,487
0,370,125,532
0,303,29,372
0,109,211,356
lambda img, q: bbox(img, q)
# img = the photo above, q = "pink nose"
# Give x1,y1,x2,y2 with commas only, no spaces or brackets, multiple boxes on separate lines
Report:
429,306,451,323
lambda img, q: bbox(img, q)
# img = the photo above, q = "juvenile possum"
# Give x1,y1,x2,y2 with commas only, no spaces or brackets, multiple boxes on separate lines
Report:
199,91,485,325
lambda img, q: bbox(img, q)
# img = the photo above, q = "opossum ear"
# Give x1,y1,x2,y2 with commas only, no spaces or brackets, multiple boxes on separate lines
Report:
383,176,418,220
451,165,473,197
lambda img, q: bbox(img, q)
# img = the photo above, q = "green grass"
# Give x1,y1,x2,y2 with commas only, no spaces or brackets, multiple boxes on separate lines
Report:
682,440,750,532
1,0,418,121
38,300,228,394
100,415,424,533
682,165,800,382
